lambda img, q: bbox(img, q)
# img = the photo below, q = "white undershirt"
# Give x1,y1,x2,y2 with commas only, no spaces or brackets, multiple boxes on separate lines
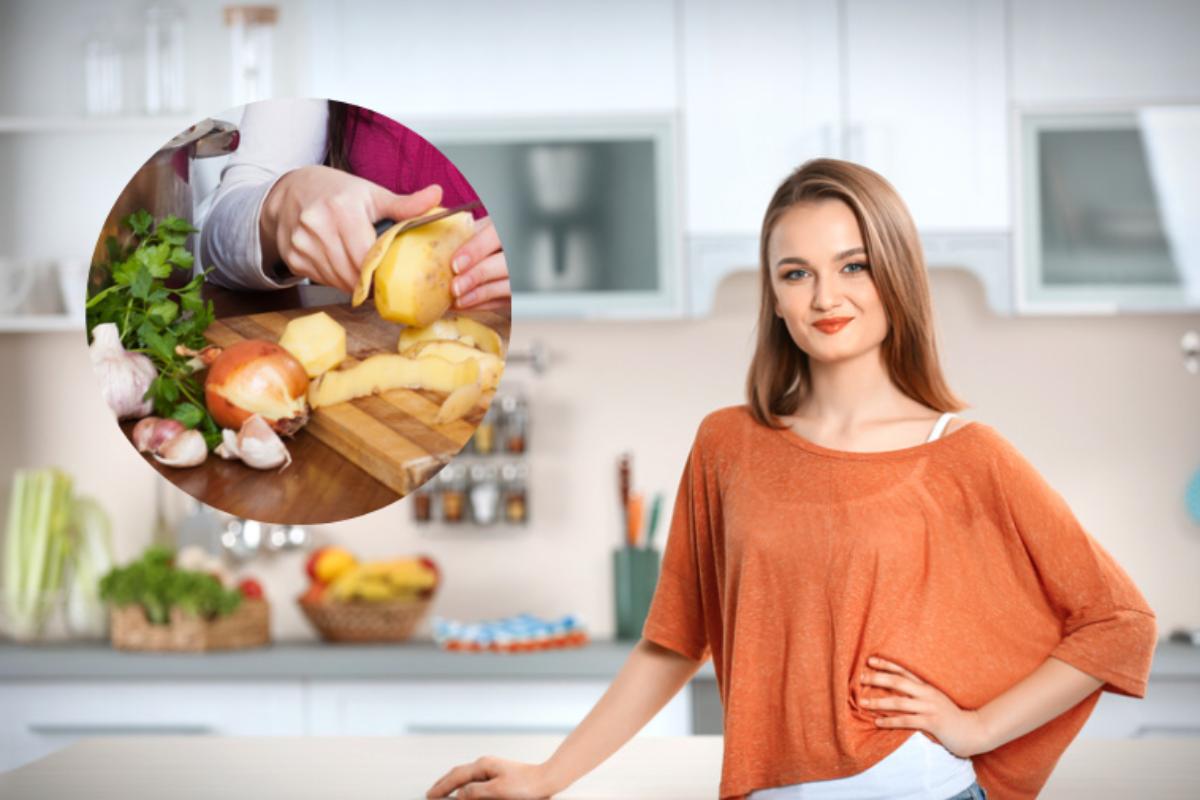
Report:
196,98,329,291
748,413,976,800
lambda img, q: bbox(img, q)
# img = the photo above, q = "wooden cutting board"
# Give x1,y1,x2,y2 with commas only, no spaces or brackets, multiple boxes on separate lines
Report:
203,303,509,501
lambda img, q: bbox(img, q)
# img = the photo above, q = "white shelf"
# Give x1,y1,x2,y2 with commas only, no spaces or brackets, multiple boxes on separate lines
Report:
0,315,84,333
0,115,198,134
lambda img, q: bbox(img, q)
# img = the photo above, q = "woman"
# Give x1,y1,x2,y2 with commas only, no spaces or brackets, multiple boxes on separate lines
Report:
199,98,509,308
425,160,1157,800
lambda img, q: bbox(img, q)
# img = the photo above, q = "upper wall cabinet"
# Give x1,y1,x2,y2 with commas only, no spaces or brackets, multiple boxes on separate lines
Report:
843,0,1008,232
681,0,1010,316
301,0,678,117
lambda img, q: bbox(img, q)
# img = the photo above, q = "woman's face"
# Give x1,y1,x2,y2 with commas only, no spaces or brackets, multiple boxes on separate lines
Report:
767,199,889,365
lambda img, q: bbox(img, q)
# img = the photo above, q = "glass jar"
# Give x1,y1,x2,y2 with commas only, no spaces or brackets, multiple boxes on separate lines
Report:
501,462,529,524
144,3,186,114
437,464,468,524
468,464,501,525
224,5,278,107
499,394,527,454
472,402,499,455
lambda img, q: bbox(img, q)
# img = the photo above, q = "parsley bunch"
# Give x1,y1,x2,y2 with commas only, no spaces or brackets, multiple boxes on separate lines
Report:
99,546,243,624
86,210,221,448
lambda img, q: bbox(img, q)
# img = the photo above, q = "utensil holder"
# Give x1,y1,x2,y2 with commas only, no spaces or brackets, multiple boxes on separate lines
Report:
612,546,660,640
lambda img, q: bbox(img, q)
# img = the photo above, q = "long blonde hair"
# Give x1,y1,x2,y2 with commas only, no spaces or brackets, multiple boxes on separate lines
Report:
745,158,968,428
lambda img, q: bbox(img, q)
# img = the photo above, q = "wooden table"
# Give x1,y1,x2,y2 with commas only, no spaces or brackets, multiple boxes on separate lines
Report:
1,735,1197,798
127,283,510,524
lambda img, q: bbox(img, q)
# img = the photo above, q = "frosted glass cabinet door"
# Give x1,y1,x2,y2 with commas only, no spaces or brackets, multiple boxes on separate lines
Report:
1017,106,1200,313
429,117,681,319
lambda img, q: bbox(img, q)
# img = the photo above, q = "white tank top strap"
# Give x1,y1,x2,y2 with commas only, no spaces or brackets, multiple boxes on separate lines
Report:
925,412,958,443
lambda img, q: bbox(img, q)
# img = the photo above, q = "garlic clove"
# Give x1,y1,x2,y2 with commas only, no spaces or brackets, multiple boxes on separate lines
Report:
215,428,242,460
152,429,208,468
234,414,293,471
133,417,186,454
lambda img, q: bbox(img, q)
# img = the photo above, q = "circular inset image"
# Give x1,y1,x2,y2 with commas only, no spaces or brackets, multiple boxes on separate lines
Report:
84,98,511,524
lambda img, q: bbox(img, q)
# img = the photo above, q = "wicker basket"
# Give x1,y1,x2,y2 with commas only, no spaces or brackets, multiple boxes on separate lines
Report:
298,596,432,643
109,599,269,652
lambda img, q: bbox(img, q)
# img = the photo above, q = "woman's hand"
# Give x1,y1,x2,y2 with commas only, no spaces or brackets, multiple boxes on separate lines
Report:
260,165,443,293
860,656,992,758
426,756,557,799
450,216,511,311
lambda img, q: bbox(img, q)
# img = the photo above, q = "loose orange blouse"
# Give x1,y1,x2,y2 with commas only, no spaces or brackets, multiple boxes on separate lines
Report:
642,406,1157,800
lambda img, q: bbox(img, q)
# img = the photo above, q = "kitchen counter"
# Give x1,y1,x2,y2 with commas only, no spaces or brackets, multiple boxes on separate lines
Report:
0,638,716,681
6,638,1200,682
1,734,1197,798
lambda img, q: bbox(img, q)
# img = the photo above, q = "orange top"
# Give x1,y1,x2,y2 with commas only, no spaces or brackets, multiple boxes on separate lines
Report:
642,406,1157,800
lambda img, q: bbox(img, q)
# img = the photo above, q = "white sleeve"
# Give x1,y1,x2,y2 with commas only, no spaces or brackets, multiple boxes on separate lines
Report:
197,98,330,291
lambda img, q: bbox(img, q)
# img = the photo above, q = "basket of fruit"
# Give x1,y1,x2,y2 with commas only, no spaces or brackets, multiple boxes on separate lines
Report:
298,547,439,643
100,545,269,652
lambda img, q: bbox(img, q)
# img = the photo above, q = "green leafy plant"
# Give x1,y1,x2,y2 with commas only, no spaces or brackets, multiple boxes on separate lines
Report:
98,545,242,624
86,211,220,447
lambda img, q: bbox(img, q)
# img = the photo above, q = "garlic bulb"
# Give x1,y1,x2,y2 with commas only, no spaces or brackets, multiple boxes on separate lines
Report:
152,429,208,468
132,417,185,453
215,413,292,471
89,322,158,420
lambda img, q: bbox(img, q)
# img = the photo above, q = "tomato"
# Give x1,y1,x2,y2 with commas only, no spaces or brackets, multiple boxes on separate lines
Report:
238,578,265,599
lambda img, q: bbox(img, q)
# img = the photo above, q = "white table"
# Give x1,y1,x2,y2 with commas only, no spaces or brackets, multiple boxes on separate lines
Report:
1,735,1197,798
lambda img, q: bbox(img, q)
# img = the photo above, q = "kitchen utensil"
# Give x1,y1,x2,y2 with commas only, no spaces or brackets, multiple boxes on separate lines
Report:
645,493,663,549
372,200,483,238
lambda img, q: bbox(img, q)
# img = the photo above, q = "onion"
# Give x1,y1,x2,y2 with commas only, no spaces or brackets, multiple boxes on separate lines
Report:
204,340,310,436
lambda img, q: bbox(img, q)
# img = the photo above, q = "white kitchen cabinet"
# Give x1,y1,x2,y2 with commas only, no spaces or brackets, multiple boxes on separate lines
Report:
0,681,305,772
843,0,1008,231
680,0,841,236
301,0,678,118
1009,0,1200,106
306,679,692,737
681,0,1011,316
1079,680,1200,739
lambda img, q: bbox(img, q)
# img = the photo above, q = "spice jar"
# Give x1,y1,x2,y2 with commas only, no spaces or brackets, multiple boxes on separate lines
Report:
501,463,529,524
412,485,433,523
499,394,527,454
468,464,501,525
473,402,498,455
437,464,468,523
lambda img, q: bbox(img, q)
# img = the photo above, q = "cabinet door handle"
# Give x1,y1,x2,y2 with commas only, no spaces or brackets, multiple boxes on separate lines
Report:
1134,724,1200,738
28,723,214,736
406,723,572,735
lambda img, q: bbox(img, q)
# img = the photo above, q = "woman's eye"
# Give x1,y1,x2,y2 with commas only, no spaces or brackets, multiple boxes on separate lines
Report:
845,262,869,273
783,269,806,281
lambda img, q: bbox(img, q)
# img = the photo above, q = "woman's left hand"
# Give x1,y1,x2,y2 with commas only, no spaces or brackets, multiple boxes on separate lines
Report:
450,216,511,311
860,656,992,758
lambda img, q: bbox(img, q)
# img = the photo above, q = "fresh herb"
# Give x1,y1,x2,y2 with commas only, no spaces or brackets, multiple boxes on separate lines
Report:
98,545,242,624
86,211,222,449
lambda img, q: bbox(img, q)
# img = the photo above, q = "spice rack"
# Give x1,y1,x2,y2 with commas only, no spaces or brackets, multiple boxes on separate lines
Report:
413,389,529,526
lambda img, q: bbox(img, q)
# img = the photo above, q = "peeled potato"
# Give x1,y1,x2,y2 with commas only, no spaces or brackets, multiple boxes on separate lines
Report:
308,354,480,409
397,315,504,358
354,210,475,327
278,311,347,378
400,339,503,391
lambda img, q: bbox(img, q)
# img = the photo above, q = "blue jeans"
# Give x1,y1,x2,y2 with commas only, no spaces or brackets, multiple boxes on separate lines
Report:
944,782,988,800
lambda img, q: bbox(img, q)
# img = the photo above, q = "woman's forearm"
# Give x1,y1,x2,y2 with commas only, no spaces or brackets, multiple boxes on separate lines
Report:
539,638,706,794
976,656,1103,752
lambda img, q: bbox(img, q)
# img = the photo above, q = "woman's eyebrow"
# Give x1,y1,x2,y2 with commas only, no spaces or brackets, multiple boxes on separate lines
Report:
775,247,866,268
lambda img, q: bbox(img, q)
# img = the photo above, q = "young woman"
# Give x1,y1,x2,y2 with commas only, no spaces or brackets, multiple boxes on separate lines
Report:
425,159,1157,800
199,98,509,308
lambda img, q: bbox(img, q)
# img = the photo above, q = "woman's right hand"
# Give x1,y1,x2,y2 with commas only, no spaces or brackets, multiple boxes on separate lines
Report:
259,165,443,293
425,756,559,799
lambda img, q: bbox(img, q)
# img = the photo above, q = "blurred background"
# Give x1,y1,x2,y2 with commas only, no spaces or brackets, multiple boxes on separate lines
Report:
1,0,1198,779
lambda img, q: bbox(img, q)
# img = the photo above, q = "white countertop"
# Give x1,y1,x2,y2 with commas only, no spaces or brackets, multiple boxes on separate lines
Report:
1,735,1198,799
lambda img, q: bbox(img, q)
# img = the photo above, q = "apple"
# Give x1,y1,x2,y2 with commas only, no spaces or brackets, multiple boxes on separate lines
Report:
305,547,330,583
416,554,439,599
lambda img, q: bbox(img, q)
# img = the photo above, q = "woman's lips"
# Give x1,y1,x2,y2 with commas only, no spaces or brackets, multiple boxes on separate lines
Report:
813,317,853,334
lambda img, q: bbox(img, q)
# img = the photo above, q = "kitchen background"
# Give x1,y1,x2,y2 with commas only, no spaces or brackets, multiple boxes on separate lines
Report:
1,0,1199,778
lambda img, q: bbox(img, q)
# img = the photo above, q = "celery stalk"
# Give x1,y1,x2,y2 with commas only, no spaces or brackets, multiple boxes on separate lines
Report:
3,468,74,640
